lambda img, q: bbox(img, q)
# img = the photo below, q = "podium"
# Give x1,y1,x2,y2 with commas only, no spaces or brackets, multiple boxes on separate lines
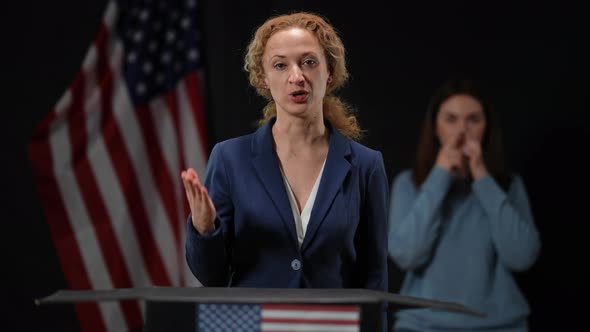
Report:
36,287,484,331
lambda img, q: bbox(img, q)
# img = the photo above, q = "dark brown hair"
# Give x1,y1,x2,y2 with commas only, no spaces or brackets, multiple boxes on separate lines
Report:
413,77,511,190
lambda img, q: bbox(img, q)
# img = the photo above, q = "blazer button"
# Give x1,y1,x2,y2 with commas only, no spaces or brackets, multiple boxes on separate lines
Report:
291,259,301,271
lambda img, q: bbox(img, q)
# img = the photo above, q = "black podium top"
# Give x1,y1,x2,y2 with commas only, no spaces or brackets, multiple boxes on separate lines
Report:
36,286,484,317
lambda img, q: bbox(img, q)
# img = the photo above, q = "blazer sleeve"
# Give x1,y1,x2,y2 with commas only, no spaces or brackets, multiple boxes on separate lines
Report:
472,174,541,271
185,142,235,286
387,167,452,271
359,151,389,291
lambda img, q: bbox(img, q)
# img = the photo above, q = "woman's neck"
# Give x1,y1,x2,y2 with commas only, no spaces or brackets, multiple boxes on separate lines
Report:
272,114,328,149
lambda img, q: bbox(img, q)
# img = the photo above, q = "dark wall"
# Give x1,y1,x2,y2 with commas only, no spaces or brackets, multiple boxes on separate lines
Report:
4,0,588,331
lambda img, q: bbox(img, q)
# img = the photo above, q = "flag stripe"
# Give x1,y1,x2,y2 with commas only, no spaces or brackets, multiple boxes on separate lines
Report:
86,132,151,287
137,102,181,240
147,95,183,237
110,67,179,284
100,106,173,286
177,77,207,286
66,67,143,328
97,29,173,288
106,2,178,285
89,20,177,325
162,90,189,286
184,72,209,158
28,123,108,332
262,318,360,325
85,37,151,297
262,304,359,312
262,323,359,332
135,102,182,284
261,305,360,332
146,94,184,285
49,97,127,331
262,310,360,320
94,23,109,77
108,45,178,285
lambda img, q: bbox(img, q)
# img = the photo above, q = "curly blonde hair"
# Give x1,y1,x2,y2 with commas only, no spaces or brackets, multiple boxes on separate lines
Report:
243,12,362,140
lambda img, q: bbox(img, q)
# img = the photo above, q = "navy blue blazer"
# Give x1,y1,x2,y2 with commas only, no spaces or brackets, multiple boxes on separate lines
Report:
185,118,389,292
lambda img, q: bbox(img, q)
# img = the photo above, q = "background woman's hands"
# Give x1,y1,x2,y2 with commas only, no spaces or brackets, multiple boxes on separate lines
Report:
462,138,488,180
435,131,488,180
435,131,467,177
181,168,217,235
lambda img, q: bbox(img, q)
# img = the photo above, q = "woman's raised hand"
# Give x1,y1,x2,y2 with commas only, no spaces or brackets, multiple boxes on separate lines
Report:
181,168,217,235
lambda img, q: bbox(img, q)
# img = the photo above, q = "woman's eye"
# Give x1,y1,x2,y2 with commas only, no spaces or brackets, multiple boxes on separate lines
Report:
303,59,317,66
273,63,286,70
469,115,482,123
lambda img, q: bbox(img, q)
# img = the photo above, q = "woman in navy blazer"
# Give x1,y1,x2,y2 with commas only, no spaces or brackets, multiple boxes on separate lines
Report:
181,12,388,293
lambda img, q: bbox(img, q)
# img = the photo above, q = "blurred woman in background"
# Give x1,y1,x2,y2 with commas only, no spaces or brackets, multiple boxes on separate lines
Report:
388,77,540,332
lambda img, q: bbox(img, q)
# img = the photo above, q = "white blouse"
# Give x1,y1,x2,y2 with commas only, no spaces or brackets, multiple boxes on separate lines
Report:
279,159,327,247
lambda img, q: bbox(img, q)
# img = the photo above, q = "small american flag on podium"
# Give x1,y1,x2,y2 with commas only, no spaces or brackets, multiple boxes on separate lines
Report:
197,304,360,332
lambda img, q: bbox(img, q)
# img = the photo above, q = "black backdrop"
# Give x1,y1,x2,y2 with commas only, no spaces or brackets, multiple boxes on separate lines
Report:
4,0,589,331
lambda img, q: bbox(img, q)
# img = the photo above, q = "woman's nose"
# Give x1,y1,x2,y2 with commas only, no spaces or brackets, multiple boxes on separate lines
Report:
288,66,304,85
460,119,469,132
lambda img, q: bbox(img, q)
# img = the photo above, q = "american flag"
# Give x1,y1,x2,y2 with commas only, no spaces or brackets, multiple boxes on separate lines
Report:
28,0,208,331
198,304,360,332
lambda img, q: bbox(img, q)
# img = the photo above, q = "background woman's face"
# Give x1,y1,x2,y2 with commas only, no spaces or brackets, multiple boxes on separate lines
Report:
436,94,486,147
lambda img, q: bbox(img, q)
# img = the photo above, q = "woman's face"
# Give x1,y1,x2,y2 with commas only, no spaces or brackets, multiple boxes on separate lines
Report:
436,94,486,147
262,27,331,118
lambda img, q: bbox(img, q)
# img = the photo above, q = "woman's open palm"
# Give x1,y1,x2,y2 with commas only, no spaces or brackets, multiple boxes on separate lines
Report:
181,168,217,235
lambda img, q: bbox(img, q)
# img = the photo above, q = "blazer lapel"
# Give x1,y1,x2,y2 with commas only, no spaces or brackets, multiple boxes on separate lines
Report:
251,119,299,248
301,123,351,252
